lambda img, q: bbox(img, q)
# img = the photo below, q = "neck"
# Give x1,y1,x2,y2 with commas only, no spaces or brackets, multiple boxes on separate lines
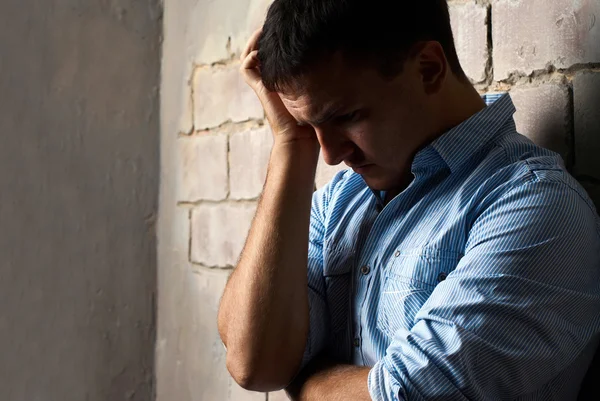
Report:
382,80,485,203
432,80,487,142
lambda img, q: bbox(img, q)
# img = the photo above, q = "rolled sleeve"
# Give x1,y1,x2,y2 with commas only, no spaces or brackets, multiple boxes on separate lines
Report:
369,358,405,401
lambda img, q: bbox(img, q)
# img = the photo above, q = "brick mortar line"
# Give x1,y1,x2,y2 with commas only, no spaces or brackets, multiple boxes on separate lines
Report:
449,0,491,4
483,4,494,87
187,208,193,267
178,199,259,208
500,63,600,83
192,55,240,71
226,134,232,199
191,262,235,271
566,83,576,170
179,119,265,138
188,68,196,135
474,65,600,92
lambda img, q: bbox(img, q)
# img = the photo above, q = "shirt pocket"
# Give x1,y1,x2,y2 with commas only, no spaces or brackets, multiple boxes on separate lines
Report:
377,248,461,339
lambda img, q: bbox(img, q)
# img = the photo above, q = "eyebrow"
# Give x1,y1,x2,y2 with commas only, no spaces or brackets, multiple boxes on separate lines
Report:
297,103,347,127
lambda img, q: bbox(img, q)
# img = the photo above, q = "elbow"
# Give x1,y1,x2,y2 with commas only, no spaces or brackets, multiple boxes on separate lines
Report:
225,349,298,392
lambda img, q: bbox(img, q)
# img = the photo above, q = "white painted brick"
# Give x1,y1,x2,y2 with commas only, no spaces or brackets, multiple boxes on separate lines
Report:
193,65,264,130
179,134,228,202
574,72,600,181
493,0,600,80
510,84,571,160
315,152,349,190
449,2,489,83
158,267,266,401
230,126,273,199
191,202,256,267
185,0,272,64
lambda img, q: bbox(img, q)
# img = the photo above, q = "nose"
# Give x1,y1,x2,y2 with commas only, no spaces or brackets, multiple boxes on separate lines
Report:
315,127,354,166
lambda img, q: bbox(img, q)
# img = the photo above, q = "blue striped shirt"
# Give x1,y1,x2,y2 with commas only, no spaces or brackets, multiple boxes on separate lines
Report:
303,93,600,400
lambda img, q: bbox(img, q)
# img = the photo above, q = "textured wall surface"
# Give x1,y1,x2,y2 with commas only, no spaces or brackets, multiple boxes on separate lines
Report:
157,0,271,399
158,0,600,399
0,0,161,400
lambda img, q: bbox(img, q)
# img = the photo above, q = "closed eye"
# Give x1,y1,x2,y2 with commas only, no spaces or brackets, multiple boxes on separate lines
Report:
335,110,360,124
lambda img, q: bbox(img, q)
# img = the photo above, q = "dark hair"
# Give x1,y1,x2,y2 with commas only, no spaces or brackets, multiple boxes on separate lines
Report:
258,0,467,92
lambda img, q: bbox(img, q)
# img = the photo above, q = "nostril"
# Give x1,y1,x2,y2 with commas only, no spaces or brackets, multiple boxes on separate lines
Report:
316,131,355,166
321,145,353,166
321,150,341,166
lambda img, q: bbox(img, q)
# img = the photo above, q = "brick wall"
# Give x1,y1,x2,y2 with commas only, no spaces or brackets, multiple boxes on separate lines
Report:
158,1,600,400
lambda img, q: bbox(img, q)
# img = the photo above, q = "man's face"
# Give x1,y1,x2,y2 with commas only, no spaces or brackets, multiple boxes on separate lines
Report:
279,54,435,191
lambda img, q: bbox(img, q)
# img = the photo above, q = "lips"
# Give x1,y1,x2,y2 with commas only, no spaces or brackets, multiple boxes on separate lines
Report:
351,164,374,174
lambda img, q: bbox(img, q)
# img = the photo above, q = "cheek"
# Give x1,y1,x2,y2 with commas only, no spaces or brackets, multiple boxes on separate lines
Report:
346,123,390,158
346,124,375,151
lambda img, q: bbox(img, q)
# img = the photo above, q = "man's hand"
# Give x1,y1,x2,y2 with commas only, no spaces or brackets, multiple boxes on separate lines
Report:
286,356,372,401
240,29,317,145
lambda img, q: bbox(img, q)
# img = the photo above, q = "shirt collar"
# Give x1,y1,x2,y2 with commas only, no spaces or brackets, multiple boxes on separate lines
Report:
412,92,516,174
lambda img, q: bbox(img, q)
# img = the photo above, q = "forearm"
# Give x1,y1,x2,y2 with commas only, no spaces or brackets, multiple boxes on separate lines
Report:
287,358,372,401
218,140,319,390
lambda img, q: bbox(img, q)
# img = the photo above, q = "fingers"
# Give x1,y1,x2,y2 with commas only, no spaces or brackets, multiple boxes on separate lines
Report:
240,50,261,88
241,50,259,70
241,29,263,61
238,29,308,137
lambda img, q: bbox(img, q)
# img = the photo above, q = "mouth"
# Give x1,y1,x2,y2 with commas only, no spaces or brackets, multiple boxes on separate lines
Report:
349,164,375,175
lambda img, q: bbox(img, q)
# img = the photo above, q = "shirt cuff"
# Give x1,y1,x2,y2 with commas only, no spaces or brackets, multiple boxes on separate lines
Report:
368,357,405,401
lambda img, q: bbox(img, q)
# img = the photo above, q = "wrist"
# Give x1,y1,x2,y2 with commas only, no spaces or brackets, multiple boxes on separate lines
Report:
269,138,320,173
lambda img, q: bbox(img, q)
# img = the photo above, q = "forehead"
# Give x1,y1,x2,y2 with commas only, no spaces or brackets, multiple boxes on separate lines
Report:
278,55,377,118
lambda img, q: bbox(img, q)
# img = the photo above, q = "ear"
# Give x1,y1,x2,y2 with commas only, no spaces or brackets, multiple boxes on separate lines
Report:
410,41,447,95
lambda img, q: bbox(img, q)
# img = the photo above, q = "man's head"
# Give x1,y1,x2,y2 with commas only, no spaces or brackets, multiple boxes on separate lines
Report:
258,0,475,191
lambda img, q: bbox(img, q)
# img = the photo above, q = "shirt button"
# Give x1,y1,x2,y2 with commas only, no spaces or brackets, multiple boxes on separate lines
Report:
394,250,401,257
354,338,361,347
438,272,448,282
360,265,370,275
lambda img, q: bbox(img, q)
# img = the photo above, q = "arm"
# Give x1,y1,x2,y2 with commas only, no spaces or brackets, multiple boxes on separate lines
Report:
369,178,600,400
217,30,320,391
286,357,371,401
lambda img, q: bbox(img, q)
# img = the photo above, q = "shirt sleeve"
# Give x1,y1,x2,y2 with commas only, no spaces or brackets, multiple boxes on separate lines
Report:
369,175,600,400
300,171,348,369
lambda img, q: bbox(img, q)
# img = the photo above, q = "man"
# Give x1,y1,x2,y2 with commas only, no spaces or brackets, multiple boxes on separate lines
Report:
217,0,600,399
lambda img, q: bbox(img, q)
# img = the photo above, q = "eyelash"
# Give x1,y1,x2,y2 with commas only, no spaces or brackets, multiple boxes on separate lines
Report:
337,111,360,124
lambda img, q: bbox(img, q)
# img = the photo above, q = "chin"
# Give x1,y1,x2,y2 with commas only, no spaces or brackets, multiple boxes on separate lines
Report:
360,176,394,191
358,168,406,191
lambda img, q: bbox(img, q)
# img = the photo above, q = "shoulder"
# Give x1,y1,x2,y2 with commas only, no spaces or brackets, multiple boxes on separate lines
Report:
467,155,600,250
470,131,597,219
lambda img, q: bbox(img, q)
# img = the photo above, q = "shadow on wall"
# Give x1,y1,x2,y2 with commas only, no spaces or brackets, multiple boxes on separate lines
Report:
572,71,600,213
572,71,600,401
570,72,599,401
506,71,599,401
510,75,600,211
